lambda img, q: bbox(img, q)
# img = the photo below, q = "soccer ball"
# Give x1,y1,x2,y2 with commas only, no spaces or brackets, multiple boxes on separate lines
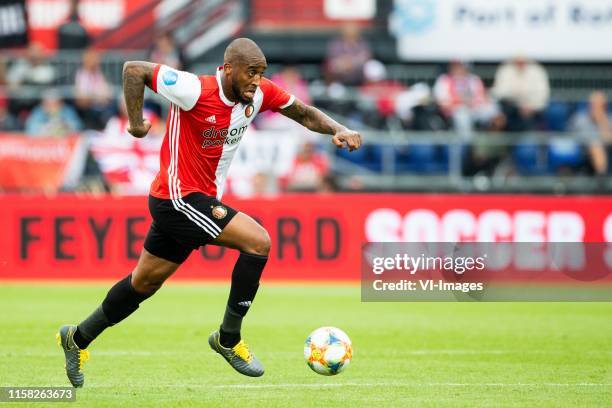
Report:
304,326,352,376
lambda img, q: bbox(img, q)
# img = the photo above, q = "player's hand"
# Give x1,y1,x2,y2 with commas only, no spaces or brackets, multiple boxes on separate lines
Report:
332,129,362,152
127,119,152,138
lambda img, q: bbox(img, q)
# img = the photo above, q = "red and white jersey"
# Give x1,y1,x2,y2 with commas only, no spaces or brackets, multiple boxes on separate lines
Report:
149,64,294,200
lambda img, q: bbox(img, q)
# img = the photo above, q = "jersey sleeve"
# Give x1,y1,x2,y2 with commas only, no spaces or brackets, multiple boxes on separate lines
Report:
151,64,201,111
260,77,295,112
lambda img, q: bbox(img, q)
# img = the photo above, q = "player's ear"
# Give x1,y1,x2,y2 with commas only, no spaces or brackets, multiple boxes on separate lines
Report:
223,62,232,75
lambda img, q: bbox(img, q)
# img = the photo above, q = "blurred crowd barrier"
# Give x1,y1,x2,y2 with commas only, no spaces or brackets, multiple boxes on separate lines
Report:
0,129,610,195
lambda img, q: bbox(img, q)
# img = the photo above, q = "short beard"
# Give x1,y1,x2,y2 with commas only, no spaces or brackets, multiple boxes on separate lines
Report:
232,83,251,105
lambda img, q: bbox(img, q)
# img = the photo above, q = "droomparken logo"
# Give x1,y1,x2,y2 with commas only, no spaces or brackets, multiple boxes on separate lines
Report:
390,0,436,34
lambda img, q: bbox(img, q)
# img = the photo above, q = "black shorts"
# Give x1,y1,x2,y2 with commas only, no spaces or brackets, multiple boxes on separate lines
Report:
144,193,238,264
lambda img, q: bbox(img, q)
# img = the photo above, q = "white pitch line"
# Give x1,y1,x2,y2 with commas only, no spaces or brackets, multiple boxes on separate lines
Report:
5,349,611,358
209,383,612,389
85,382,611,390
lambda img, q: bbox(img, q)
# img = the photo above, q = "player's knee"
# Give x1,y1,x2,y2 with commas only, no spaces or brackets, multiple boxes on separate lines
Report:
253,230,272,256
131,272,167,295
244,229,271,257
131,279,163,295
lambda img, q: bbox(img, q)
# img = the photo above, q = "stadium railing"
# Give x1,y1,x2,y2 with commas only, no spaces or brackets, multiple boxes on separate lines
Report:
324,130,609,194
0,129,607,195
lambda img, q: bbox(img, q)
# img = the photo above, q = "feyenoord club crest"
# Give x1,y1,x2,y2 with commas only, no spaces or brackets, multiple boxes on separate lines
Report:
245,104,254,118
212,205,228,219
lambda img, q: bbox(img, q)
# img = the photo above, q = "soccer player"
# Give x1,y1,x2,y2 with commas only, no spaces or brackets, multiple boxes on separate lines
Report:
57,38,362,386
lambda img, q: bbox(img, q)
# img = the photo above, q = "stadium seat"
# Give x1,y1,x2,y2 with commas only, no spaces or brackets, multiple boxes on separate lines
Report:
513,144,547,175
361,144,442,173
392,144,449,174
392,145,418,172
335,144,382,172
438,144,466,171
574,100,589,114
544,101,570,132
362,145,384,172
547,139,585,173
404,144,437,173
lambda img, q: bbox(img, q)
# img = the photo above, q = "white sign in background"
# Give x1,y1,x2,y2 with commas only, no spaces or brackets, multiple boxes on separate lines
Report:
324,0,376,20
390,0,612,61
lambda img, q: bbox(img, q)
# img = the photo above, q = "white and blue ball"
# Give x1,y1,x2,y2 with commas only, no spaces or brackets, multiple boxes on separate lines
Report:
304,326,352,376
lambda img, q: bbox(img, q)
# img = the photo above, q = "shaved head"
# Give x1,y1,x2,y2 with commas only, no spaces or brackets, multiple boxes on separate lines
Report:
221,38,267,104
224,38,266,65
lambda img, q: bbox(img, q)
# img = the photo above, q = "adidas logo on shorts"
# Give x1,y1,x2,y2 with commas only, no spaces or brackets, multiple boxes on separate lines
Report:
238,301,252,308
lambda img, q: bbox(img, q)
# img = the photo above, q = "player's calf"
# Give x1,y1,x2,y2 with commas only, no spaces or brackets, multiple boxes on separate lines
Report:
72,250,179,350
212,213,270,348
57,272,157,388
219,251,268,347
71,273,154,351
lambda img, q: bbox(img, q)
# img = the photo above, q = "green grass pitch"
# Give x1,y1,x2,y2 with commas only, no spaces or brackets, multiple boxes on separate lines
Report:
0,283,610,407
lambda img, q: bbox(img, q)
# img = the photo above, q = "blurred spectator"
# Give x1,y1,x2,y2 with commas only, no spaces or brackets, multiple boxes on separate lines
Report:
6,42,56,90
282,142,329,191
257,66,313,133
346,175,365,192
0,98,21,131
6,42,56,114
251,171,277,197
271,66,311,105
0,58,19,130
325,23,371,86
568,91,611,176
149,32,184,70
492,56,550,131
227,169,279,199
25,89,82,136
90,97,163,194
358,59,407,128
145,32,184,117
0,56,6,87
257,65,312,132
0,56,8,111
319,175,339,193
74,49,115,129
434,60,501,136
394,83,445,130
57,0,90,50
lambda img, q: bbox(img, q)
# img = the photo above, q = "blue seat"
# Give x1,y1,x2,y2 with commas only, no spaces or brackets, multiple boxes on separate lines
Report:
544,101,570,131
439,144,467,170
362,145,383,172
574,100,589,114
336,145,382,172
547,140,584,172
393,145,419,172
514,144,546,175
396,144,449,174
337,143,451,174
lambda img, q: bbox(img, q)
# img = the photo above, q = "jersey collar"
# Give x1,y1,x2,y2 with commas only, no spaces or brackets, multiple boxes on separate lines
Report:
216,66,236,107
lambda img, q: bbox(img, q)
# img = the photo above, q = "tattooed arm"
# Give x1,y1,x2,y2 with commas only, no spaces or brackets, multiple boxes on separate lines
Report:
281,99,362,151
122,61,156,138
